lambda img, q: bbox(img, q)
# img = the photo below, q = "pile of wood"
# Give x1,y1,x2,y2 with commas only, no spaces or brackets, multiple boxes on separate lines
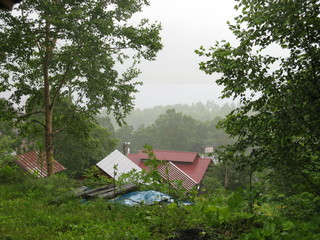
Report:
76,183,137,200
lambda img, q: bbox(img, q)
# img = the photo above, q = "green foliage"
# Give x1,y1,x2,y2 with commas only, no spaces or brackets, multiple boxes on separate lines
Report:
0,0,162,176
0,164,24,184
55,123,118,177
114,125,134,150
81,166,112,185
115,109,233,153
0,123,25,183
96,115,115,134
281,192,320,221
0,119,22,154
140,145,163,183
104,100,237,130
201,175,225,195
1,176,320,240
205,162,251,191
0,0,162,120
0,135,15,162
197,0,320,196
19,98,118,176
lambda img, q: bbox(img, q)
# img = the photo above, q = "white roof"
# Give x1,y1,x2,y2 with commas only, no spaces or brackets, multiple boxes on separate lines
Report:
96,149,142,179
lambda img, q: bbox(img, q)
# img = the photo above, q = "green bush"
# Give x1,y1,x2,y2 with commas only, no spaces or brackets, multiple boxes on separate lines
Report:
81,166,112,184
202,175,225,195
282,192,320,221
0,163,24,183
1,166,320,240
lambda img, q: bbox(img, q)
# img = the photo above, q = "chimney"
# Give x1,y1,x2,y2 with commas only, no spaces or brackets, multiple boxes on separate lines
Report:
122,142,131,155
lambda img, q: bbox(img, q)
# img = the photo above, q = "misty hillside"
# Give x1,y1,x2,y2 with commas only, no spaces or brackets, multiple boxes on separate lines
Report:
101,100,237,130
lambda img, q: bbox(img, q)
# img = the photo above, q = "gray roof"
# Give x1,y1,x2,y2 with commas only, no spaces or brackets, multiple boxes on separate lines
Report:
96,149,142,179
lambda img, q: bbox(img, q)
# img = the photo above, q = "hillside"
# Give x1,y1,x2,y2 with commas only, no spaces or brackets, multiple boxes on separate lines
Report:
101,101,237,130
1,171,319,240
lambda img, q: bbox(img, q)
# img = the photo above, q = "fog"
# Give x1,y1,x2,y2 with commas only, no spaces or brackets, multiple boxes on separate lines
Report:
131,0,239,109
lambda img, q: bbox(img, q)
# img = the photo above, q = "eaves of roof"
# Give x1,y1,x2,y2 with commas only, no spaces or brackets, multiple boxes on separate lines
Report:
15,151,66,178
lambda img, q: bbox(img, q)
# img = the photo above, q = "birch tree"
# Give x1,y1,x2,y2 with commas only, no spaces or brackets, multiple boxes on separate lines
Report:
0,0,162,176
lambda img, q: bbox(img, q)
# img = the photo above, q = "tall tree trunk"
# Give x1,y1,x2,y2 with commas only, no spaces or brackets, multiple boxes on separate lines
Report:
44,93,54,176
44,20,54,176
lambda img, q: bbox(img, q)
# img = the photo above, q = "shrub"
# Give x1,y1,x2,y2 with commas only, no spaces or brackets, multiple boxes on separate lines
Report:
0,163,25,183
282,192,320,221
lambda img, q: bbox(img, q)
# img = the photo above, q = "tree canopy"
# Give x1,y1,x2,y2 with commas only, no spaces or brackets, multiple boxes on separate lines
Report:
197,0,320,195
102,100,237,130
0,0,162,175
115,108,233,153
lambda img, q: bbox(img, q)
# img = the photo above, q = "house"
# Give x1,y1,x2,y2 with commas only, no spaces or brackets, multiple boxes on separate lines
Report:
127,150,212,190
97,149,212,191
15,151,66,177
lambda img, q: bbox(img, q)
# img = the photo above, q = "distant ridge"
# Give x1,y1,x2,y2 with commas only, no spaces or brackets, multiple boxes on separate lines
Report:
101,100,237,129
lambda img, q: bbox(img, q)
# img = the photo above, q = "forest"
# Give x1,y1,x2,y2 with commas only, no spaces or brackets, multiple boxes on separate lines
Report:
1,0,320,239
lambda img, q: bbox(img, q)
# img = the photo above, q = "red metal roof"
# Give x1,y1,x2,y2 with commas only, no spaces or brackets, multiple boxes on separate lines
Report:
133,149,199,163
126,153,148,170
173,157,212,184
157,162,197,191
16,151,66,178
127,150,212,189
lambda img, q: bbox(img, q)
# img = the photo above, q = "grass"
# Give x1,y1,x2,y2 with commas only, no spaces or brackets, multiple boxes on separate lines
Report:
0,178,157,240
1,175,320,240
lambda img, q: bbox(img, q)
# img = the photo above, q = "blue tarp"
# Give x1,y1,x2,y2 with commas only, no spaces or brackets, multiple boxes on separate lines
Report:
115,190,174,206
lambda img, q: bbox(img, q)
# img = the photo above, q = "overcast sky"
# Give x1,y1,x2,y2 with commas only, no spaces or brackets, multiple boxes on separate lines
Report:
131,0,239,109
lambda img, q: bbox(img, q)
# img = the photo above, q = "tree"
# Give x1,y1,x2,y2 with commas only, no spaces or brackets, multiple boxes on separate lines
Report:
197,0,320,195
129,109,200,152
115,125,134,151
96,115,115,134
0,0,162,175
54,124,117,176
114,108,233,153
20,97,117,176
0,114,22,155
153,109,198,151
0,135,15,163
0,117,20,165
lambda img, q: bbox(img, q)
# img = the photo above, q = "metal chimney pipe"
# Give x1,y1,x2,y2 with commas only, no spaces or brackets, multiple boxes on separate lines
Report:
122,142,131,155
